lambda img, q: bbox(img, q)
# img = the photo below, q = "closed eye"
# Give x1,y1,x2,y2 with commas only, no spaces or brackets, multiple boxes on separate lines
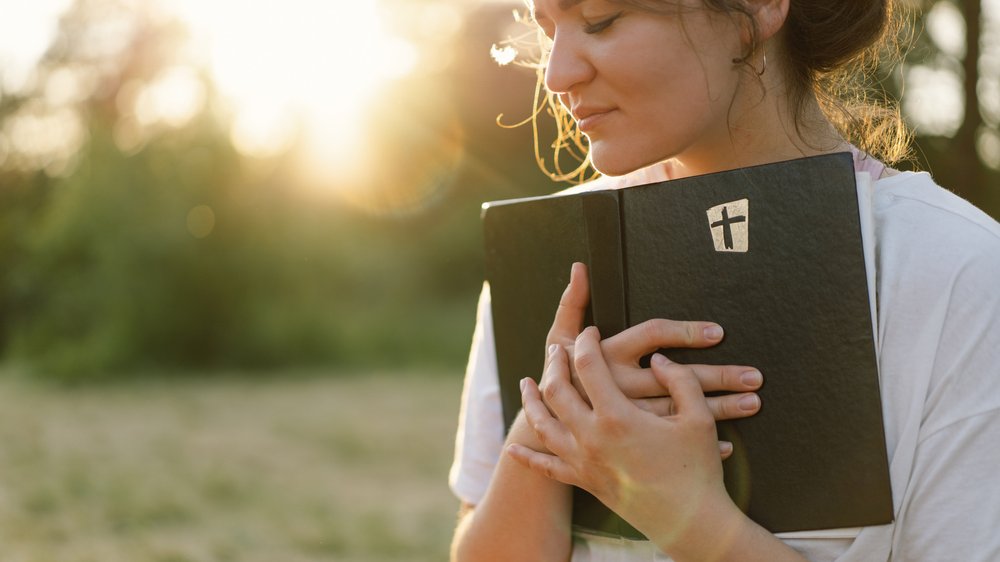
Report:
583,11,622,34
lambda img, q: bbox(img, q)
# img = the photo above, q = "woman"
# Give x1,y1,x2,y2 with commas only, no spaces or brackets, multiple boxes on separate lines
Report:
450,0,1000,560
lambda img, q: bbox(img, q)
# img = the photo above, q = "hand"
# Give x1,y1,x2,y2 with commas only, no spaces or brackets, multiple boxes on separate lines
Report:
508,328,740,552
545,263,762,426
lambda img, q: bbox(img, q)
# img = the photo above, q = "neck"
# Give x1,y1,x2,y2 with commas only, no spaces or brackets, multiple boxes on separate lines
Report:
666,56,850,179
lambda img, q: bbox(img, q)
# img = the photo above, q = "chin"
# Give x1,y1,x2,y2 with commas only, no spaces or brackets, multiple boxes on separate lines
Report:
589,147,657,178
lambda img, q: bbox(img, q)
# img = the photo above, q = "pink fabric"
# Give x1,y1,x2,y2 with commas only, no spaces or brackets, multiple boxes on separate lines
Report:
850,145,887,179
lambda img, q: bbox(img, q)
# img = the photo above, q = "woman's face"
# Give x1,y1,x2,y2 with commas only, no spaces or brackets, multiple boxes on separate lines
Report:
531,0,746,176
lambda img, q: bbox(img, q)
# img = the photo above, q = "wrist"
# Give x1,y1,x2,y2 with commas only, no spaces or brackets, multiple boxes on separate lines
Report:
648,489,745,560
653,493,806,562
507,409,549,452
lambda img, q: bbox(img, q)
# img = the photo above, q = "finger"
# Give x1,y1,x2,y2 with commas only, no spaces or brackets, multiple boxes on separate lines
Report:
574,326,632,415
633,392,760,420
545,262,590,346
539,345,592,427
610,362,763,400
521,377,576,457
649,353,713,422
602,318,725,361
719,441,734,460
710,392,761,419
506,443,580,486
683,362,763,392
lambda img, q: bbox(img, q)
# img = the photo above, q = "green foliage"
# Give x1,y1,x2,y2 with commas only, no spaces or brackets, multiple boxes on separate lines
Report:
0,0,559,380
2,111,482,380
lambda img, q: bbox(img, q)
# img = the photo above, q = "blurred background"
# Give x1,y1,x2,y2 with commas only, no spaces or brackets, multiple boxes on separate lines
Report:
0,0,997,560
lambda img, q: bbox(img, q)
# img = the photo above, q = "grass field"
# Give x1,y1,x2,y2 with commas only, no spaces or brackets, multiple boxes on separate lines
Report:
0,372,464,562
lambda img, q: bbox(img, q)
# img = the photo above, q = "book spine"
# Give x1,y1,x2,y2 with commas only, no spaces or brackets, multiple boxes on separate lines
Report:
582,191,628,336
579,191,644,539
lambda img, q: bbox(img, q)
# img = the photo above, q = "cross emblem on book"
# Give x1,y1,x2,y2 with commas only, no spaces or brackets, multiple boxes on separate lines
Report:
707,199,750,253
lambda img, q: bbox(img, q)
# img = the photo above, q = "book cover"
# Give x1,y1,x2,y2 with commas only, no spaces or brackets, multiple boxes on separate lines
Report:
481,152,893,537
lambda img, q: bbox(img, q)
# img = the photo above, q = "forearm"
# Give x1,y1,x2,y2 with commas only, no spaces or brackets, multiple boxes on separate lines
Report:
451,413,574,562
651,496,807,562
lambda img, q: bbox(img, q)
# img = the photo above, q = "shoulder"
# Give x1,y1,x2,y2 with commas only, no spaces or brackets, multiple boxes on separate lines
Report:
873,172,1000,365
874,172,1000,281
874,171,1000,250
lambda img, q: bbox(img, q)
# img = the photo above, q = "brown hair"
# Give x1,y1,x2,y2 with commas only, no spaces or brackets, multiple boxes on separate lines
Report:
504,0,912,181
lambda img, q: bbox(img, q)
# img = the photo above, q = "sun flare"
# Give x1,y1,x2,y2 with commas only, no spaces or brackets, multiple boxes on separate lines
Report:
172,0,417,179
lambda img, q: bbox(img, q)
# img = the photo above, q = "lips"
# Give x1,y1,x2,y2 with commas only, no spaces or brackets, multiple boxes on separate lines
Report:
571,106,615,122
572,106,616,133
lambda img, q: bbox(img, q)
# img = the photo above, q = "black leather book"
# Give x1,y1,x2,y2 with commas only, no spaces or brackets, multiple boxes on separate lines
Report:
481,153,893,538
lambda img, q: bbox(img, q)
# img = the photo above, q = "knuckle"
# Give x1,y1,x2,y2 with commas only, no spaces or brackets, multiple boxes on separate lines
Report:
666,397,678,417
683,322,698,346
638,319,657,341
640,319,666,344
690,412,716,432
660,363,682,383
574,349,599,372
579,435,602,457
595,411,626,436
534,425,551,448
541,381,559,403
534,457,552,478
715,398,737,421
715,367,732,389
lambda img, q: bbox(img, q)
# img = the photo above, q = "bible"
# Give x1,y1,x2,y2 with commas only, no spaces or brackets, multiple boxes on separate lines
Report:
481,152,893,537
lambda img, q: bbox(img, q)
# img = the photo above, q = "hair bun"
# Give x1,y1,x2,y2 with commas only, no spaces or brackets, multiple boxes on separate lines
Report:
786,1,891,73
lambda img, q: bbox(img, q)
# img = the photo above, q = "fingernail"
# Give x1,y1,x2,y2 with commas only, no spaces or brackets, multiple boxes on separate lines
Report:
739,394,760,411
740,370,762,387
704,324,724,341
520,378,528,393
719,441,733,455
651,352,667,366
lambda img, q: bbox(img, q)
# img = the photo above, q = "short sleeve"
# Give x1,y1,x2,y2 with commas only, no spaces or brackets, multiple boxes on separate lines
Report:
448,283,506,505
888,247,1000,560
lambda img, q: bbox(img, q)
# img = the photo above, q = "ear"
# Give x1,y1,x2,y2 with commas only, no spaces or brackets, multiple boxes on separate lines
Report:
743,0,790,43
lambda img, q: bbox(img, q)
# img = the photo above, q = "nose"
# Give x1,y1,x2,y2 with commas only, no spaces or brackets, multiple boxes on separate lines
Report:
543,31,594,95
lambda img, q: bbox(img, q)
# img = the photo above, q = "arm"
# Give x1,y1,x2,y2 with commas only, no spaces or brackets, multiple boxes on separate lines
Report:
451,407,574,562
451,267,594,562
885,249,1000,561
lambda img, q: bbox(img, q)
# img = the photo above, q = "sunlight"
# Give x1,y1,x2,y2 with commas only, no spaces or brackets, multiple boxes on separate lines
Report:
171,0,417,177
0,0,73,93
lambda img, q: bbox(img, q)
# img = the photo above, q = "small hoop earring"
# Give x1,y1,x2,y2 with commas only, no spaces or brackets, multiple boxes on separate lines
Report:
732,51,767,76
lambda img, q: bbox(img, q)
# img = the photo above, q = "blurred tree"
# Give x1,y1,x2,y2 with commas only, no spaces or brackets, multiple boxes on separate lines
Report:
899,0,1000,214
0,0,534,379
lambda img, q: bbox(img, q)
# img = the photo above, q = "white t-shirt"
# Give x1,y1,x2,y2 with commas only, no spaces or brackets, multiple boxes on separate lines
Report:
449,170,1000,561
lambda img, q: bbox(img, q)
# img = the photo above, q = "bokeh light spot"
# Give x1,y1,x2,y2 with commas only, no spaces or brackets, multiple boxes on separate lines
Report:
186,205,216,239
134,65,205,128
978,128,1000,170
926,1,967,59
903,65,964,136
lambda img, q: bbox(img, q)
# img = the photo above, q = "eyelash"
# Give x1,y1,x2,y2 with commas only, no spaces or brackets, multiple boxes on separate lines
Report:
583,12,623,34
